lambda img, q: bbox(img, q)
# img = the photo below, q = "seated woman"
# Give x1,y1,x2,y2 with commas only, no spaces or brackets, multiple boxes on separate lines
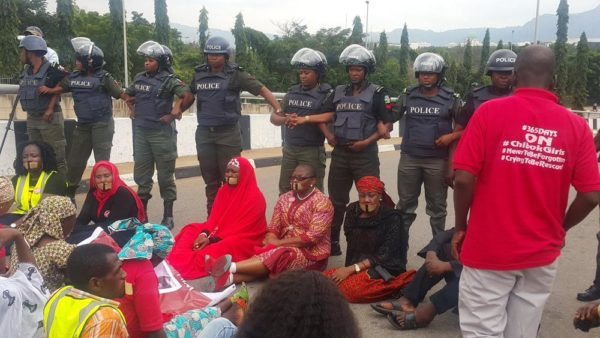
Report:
167,157,267,280
206,164,333,291
324,176,414,303
8,195,77,292
0,141,67,226
109,220,247,338
67,161,146,245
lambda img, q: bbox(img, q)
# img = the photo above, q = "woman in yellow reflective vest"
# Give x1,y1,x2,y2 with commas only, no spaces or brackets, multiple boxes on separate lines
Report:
0,141,67,226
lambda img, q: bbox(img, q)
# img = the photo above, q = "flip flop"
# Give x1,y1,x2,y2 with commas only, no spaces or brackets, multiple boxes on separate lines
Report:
206,270,233,292
370,300,405,315
205,254,232,277
387,311,418,331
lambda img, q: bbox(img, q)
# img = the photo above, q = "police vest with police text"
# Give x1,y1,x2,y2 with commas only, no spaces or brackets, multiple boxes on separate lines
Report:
401,86,456,158
332,84,378,145
19,61,53,117
132,70,174,129
43,286,126,338
13,171,55,215
283,83,332,147
193,64,241,127
68,70,113,124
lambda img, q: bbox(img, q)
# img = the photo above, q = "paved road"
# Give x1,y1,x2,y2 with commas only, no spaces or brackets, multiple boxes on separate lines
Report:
76,151,599,337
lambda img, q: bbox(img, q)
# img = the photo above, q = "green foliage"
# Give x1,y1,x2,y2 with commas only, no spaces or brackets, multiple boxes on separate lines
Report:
0,0,21,78
455,39,473,96
478,29,491,81
374,31,388,64
496,40,504,50
198,6,209,50
348,16,364,45
398,23,410,86
588,51,600,105
369,59,405,96
571,32,589,110
154,0,170,44
55,0,74,67
555,0,569,102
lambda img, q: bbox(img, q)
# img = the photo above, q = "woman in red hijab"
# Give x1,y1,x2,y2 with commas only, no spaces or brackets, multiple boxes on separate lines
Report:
67,161,146,244
168,157,267,280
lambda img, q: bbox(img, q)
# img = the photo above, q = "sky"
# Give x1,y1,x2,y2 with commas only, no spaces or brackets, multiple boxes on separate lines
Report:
47,0,599,35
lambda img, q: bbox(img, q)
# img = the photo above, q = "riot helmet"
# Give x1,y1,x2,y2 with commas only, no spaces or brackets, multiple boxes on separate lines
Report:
413,52,445,78
71,37,105,71
339,44,376,73
137,40,170,70
291,48,326,74
162,45,175,73
485,49,517,75
19,35,47,55
204,36,233,58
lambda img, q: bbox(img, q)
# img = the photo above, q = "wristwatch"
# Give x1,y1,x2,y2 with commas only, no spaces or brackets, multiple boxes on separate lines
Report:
354,264,361,273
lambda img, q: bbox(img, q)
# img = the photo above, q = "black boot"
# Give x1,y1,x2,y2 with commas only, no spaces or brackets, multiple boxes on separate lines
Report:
141,199,149,222
161,200,175,230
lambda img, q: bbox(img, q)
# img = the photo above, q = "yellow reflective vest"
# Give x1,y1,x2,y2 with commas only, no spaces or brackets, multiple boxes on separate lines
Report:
13,171,54,215
43,286,126,338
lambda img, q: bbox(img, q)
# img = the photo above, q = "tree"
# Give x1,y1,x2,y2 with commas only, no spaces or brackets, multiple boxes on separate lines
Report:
108,0,124,81
398,23,410,86
232,13,248,64
198,6,209,50
478,28,491,81
588,51,600,105
496,40,504,50
0,0,21,77
374,31,388,64
347,16,364,45
456,39,473,96
56,0,74,67
571,32,589,110
554,0,569,102
154,0,170,44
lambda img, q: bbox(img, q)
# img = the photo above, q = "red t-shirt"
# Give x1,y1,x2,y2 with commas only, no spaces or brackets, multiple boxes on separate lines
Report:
454,88,600,270
116,260,166,338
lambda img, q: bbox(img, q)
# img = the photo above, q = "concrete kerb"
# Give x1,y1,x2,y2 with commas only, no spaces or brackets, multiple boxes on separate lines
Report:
75,142,402,193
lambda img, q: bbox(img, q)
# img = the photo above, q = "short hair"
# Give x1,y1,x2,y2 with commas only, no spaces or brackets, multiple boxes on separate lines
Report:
67,244,116,290
294,164,316,178
14,140,58,175
236,270,360,338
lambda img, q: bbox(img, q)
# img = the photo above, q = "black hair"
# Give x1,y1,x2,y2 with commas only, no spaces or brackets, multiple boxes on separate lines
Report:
14,140,58,175
295,164,316,178
235,270,360,338
66,244,116,290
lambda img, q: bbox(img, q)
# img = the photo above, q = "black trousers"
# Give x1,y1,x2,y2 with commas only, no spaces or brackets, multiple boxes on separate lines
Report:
402,264,459,314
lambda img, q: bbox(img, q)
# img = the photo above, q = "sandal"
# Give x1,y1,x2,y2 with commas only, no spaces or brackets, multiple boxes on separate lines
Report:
387,311,418,330
370,300,406,315
205,254,232,277
230,282,249,310
206,271,233,292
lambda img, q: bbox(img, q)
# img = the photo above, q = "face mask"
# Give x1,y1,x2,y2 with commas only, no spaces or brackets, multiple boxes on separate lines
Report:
291,181,304,192
25,161,38,170
226,177,238,186
359,203,376,213
101,182,112,191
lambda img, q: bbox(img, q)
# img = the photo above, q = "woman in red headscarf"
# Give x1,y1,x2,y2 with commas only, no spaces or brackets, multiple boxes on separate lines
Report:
167,157,267,280
67,161,146,244
324,176,414,303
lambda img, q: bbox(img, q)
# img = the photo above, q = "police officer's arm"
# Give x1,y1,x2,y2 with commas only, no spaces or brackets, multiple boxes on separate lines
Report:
594,131,600,151
102,73,131,102
270,93,289,126
238,70,282,115
290,91,335,126
124,83,137,118
42,94,60,123
159,79,192,124
260,86,282,114
435,96,464,148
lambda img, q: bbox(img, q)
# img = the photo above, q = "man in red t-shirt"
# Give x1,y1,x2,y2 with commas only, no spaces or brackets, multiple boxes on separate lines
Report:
451,45,600,337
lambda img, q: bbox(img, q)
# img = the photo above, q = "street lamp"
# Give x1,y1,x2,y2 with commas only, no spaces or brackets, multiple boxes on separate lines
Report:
533,0,540,44
365,1,370,48
122,0,129,87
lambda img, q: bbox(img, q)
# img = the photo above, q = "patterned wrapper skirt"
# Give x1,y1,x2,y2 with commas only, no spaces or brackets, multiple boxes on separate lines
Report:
323,269,416,303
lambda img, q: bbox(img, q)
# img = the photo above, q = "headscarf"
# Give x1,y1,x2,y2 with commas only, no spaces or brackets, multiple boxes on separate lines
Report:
109,218,174,260
18,196,77,246
204,157,267,238
90,161,146,222
355,176,395,208
0,176,13,204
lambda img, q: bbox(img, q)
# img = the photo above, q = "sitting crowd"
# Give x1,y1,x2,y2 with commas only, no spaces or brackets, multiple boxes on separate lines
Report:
0,146,427,338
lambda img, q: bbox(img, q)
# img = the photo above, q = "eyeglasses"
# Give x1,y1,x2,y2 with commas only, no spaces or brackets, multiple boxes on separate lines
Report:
289,175,315,182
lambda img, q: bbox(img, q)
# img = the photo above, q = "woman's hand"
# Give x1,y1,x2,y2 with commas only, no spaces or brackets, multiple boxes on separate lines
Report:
192,234,209,251
330,266,354,284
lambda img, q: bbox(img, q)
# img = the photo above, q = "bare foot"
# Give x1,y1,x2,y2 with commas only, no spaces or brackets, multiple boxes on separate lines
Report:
377,297,415,312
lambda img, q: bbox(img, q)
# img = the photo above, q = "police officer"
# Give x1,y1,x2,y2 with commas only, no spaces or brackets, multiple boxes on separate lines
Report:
126,41,193,229
191,36,281,214
395,52,461,252
271,48,334,194
41,37,131,198
18,35,68,176
327,44,393,256
19,26,60,66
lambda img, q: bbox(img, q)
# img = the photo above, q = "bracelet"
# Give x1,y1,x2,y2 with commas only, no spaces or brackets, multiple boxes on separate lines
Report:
305,115,310,121
353,264,361,274
199,233,208,238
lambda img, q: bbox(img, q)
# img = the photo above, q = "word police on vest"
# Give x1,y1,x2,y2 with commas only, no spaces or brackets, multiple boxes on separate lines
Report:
288,99,314,108
409,106,441,115
70,80,93,88
336,102,364,111
197,83,222,90
19,79,39,86
134,84,152,92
